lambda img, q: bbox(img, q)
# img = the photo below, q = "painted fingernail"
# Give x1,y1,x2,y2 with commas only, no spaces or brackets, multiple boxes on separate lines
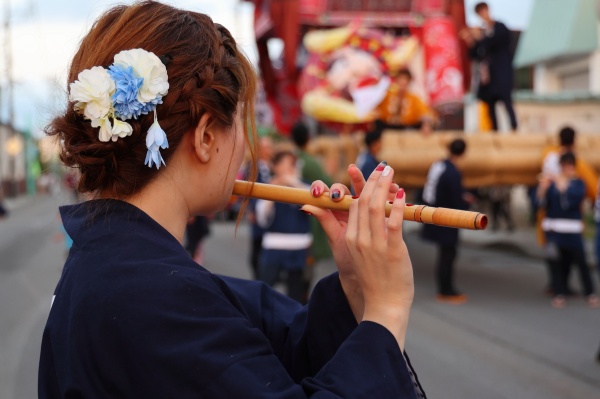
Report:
300,209,312,215
331,189,341,199
312,187,320,196
382,165,392,177
352,196,359,199
396,188,405,199
375,161,386,171
406,203,413,206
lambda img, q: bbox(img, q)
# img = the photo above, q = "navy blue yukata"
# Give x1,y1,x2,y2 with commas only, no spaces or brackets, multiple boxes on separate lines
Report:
39,199,426,398
540,179,596,297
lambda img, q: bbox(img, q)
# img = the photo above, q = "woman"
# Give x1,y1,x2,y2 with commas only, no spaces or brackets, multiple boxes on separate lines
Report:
39,2,423,398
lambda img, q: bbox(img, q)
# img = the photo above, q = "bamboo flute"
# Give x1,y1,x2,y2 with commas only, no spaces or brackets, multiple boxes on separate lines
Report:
232,180,488,231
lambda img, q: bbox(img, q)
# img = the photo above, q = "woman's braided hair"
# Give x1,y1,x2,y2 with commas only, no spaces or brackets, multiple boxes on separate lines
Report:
47,1,257,196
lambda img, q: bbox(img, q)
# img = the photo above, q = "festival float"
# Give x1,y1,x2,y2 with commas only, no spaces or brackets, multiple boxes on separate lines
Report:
245,0,469,133
243,0,600,186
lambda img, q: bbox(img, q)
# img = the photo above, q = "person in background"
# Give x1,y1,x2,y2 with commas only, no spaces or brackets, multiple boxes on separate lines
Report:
595,180,600,363
542,127,598,197
356,126,383,179
537,152,599,308
0,185,7,219
539,126,598,295
596,179,600,280
377,68,434,135
422,138,473,304
256,151,312,303
245,135,273,279
488,186,514,232
64,169,81,202
291,121,333,265
461,2,517,132
185,216,211,265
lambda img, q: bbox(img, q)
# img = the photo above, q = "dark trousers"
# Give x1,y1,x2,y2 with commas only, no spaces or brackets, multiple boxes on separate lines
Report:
250,236,263,279
552,246,595,297
259,248,308,303
260,267,305,303
596,222,600,276
437,245,458,295
485,92,518,131
491,200,514,231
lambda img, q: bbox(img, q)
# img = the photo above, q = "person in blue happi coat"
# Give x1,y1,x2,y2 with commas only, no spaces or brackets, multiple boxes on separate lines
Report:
38,2,426,398
256,150,312,303
422,138,474,304
537,152,599,309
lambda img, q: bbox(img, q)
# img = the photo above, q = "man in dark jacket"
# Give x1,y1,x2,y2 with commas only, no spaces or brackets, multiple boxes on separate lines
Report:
356,126,383,180
463,2,517,132
422,139,471,304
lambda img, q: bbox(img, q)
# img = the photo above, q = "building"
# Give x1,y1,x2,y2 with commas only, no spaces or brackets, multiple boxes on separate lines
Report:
513,0,600,133
0,124,27,197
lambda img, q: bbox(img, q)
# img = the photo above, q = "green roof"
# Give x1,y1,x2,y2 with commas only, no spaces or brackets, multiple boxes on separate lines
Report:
514,0,599,68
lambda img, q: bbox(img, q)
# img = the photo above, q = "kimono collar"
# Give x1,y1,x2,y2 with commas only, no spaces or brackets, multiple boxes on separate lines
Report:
59,199,178,249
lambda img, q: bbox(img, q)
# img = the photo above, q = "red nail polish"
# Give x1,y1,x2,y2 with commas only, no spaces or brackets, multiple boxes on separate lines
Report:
406,203,413,207
352,196,359,199
396,188,405,199
312,187,319,196
375,163,385,172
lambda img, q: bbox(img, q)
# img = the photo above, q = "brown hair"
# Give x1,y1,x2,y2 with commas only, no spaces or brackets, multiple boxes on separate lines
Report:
271,150,297,167
47,1,257,196
397,67,413,81
474,2,488,14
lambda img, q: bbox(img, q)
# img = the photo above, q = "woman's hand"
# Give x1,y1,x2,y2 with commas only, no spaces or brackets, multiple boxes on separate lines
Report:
301,163,400,322
345,164,413,350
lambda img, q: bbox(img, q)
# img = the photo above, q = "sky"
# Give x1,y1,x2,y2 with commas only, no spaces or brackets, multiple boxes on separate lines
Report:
0,0,534,136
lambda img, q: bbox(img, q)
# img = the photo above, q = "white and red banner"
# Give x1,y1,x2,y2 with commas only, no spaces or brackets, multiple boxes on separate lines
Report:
423,16,464,107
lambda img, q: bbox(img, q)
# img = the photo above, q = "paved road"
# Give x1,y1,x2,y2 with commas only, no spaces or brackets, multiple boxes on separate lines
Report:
0,194,66,399
1,195,599,398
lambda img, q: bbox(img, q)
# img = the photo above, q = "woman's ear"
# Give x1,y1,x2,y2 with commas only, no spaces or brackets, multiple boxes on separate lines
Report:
193,113,215,163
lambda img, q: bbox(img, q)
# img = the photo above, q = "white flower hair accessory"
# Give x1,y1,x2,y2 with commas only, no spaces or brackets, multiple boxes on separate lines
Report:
69,48,170,169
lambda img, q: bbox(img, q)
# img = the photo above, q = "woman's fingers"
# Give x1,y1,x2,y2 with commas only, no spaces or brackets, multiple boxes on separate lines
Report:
310,180,329,197
329,183,351,201
387,187,406,251
368,165,395,245
348,164,366,196
349,163,398,198
300,205,340,241
345,199,359,257
356,162,386,253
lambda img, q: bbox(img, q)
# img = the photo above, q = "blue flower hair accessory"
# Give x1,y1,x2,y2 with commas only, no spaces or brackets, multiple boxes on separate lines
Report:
69,49,170,169
145,112,169,169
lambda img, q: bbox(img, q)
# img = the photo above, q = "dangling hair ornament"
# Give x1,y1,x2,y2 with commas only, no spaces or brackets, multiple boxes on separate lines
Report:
68,49,170,169
144,111,168,169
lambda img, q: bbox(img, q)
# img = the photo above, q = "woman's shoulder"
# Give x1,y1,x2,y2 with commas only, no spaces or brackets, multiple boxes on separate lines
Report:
53,257,255,338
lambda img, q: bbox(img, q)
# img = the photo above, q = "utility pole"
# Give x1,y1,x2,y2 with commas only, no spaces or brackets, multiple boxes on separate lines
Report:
4,0,13,126
3,0,17,196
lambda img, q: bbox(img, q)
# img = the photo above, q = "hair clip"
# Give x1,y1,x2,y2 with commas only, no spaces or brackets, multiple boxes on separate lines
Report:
68,48,170,168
